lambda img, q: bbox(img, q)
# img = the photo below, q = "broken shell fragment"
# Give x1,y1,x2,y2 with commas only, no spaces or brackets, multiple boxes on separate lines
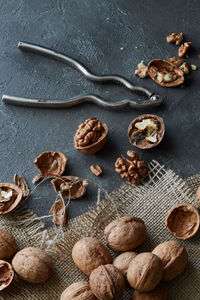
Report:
0,183,23,214
90,164,103,176
0,260,14,291
51,176,88,200
148,60,184,87
166,203,200,240
128,114,165,149
49,199,67,226
14,174,29,197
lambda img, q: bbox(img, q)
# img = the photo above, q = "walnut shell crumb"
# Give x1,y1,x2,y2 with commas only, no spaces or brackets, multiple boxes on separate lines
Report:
90,164,102,176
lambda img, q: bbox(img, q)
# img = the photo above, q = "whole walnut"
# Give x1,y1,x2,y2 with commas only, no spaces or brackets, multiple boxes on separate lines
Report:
72,237,112,276
0,229,17,260
127,252,163,292
104,216,146,252
113,251,137,278
89,264,126,300
131,284,167,300
60,281,96,300
152,240,188,281
12,247,53,283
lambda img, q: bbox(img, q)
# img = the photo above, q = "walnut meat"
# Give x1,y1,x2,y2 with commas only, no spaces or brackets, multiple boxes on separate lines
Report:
169,57,190,74
0,183,23,214
178,42,192,57
0,260,14,291
115,150,148,184
127,252,164,292
72,237,112,276
74,118,108,155
104,216,146,252
131,285,167,300
90,164,102,176
135,61,149,78
0,229,17,260
61,282,96,300
113,251,137,278
89,264,126,300
166,32,183,45
12,247,53,283
152,241,188,281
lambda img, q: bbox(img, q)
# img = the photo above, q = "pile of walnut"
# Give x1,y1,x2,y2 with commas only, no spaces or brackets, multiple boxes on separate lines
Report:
60,215,188,300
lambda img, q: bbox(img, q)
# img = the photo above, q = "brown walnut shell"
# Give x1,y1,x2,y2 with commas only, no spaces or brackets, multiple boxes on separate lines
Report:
148,59,184,87
89,264,126,300
113,251,137,278
0,183,23,215
128,114,165,150
34,151,67,177
49,199,67,226
104,216,146,252
72,237,112,276
14,174,29,197
0,260,14,291
131,284,167,300
51,176,88,200
166,203,200,240
12,247,53,283
0,229,17,260
152,240,188,281
127,252,164,292
195,186,200,206
61,281,96,300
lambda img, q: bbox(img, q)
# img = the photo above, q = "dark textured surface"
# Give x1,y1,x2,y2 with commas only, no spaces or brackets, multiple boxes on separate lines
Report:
0,0,200,221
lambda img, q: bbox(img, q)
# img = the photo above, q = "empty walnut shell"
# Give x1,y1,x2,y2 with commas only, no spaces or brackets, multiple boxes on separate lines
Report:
0,260,14,291
104,216,146,252
51,176,88,200
0,229,17,260
34,151,67,177
152,240,188,281
72,237,112,276
113,251,137,278
166,203,200,240
0,183,23,215
128,114,165,150
12,247,53,283
61,282,96,300
131,285,167,300
89,264,126,300
148,60,184,87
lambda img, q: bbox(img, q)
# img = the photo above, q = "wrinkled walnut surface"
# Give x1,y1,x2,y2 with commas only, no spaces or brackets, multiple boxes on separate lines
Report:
166,32,183,45
178,42,192,57
14,174,29,197
61,281,96,300
0,229,17,260
152,240,188,281
0,260,14,291
128,114,165,149
104,216,146,252
166,203,200,240
0,183,23,215
49,199,67,226
89,264,125,300
127,252,164,292
132,284,167,300
72,237,112,276
113,251,137,278
12,247,53,283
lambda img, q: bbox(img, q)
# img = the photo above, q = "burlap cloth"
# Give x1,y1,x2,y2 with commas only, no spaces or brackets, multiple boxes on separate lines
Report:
1,160,200,300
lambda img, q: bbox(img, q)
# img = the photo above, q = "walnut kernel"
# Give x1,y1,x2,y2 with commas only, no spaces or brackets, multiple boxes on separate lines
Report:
0,183,23,214
61,281,96,300
178,42,192,57
166,32,183,45
135,61,149,78
0,229,17,260
90,164,102,176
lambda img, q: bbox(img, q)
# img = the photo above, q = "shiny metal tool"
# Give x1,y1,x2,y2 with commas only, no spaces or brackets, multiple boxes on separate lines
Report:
2,41,162,109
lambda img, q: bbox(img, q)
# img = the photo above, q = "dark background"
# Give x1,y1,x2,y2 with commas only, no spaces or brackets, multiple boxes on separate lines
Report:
0,0,200,221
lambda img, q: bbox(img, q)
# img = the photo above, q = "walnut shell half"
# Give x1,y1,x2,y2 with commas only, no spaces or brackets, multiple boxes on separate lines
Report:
0,183,23,215
0,260,14,291
166,203,200,240
0,229,17,260
12,247,53,283
131,284,167,300
61,282,96,300
148,60,184,87
128,114,165,150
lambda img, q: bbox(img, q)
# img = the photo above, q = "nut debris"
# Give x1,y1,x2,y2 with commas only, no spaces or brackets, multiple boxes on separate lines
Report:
135,61,149,78
14,174,29,197
90,164,102,176
178,42,192,57
166,32,183,45
0,260,14,291
191,64,197,70
49,199,67,226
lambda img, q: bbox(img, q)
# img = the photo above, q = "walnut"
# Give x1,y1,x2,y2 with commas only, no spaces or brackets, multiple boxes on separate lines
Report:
51,176,88,200
90,164,102,176
14,174,29,197
89,264,126,300
148,60,184,87
127,252,164,292
131,285,167,300
152,241,188,281
12,247,53,283
74,118,108,155
0,229,17,260
72,237,112,276
113,251,137,278
169,57,190,74
166,203,200,240
0,260,14,291
135,61,149,78
0,183,23,214
61,282,96,300
191,64,197,70
49,199,67,226
178,42,192,57
104,216,146,252
115,150,148,184
128,114,165,150
166,32,183,45
195,186,200,206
